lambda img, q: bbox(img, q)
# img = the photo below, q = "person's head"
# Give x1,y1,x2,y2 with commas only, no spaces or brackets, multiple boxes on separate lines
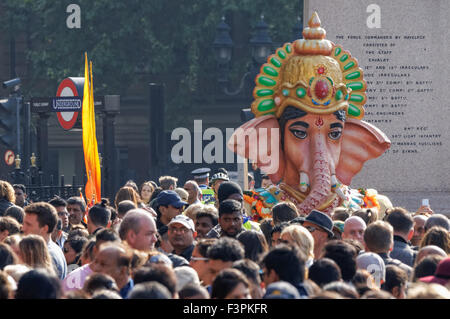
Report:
15,268,62,299
415,245,447,265
272,202,298,225
413,254,445,282
18,235,54,274
0,181,15,204
91,289,122,299
79,238,96,265
93,228,121,261
22,202,58,239
260,175,272,188
406,282,450,299
156,190,187,225
363,220,394,254
4,205,25,225
182,203,204,221
356,252,386,288
68,227,89,240
0,242,18,270
322,240,357,282
66,196,86,226
211,268,250,299
353,208,377,225
87,199,112,234
302,210,334,259
3,234,21,258
128,281,172,299
382,265,408,299
206,237,245,285
83,272,119,296
217,181,243,204
232,259,264,299
308,258,342,287
424,214,450,233
0,270,14,299
261,245,306,287
183,180,201,205
322,281,359,299
140,181,155,204
12,184,26,207
174,187,189,203
189,238,217,285
158,176,178,190
236,230,269,263
48,196,69,230
133,264,177,298
124,180,139,193
218,199,243,237
168,214,196,254
117,200,137,219
270,222,289,247
63,235,88,265
178,283,210,299
385,207,414,241
259,218,273,246
90,242,133,289
195,209,218,238
280,224,315,261
411,214,428,246
0,216,21,242
118,208,158,252
419,226,450,253
174,266,200,292
419,257,450,287
332,207,350,222
342,216,366,244
114,186,139,211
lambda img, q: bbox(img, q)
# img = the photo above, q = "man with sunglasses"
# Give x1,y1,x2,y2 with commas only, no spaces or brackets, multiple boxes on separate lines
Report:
301,210,334,260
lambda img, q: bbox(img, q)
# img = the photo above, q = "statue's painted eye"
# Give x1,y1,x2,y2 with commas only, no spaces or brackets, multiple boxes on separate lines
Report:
290,129,308,139
328,130,342,140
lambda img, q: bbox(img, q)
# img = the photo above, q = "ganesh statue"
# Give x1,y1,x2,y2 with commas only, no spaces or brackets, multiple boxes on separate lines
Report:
228,12,391,219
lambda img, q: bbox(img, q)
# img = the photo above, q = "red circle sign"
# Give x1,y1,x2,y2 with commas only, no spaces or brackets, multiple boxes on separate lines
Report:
56,78,80,130
4,150,14,166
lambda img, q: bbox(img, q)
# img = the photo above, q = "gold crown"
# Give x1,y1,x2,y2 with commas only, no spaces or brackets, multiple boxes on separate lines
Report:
251,12,366,119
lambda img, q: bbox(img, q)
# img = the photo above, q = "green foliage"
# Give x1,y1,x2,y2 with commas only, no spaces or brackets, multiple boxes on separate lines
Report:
1,0,301,126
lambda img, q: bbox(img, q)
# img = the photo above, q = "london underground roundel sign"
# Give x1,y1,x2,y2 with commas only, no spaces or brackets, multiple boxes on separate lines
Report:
56,77,84,130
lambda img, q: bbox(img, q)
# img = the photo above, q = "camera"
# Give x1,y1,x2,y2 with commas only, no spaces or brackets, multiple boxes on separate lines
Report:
2,77,21,89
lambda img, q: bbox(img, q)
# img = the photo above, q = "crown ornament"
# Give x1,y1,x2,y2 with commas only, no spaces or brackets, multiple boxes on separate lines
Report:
251,12,366,120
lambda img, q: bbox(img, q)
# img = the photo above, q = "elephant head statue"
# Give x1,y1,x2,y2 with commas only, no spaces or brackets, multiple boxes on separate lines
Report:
227,12,391,216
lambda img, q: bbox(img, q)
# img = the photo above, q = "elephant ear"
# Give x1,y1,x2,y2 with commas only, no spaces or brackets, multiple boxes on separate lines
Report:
336,118,391,185
227,114,285,183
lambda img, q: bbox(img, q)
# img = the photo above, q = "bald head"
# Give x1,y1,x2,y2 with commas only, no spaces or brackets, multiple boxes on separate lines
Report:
342,216,366,244
119,208,157,251
416,245,448,265
184,181,201,205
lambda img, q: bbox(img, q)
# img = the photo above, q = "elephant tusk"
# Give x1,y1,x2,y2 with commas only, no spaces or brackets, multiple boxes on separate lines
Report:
299,171,309,193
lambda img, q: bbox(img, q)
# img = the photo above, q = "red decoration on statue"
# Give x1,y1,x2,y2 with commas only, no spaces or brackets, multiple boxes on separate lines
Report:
314,80,329,100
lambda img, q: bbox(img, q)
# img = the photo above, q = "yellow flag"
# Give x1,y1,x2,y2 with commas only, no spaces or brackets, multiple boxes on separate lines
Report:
82,53,101,206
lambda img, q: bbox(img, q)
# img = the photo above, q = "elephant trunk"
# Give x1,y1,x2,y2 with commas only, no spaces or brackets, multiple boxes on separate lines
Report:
296,133,332,216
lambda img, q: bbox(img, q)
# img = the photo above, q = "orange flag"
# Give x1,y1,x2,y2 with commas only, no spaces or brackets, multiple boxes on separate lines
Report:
82,53,101,206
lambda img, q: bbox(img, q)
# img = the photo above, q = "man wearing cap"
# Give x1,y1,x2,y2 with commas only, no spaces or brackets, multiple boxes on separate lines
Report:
155,190,187,231
191,168,215,206
301,210,334,260
168,215,196,261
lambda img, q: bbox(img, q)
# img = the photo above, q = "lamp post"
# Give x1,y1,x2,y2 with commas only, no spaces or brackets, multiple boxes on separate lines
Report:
212,15,273,97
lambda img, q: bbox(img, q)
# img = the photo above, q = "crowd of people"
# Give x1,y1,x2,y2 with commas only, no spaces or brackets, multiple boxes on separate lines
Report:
0,168,449,300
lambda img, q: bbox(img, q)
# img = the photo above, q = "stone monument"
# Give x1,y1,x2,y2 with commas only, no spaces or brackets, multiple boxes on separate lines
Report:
305,0,450,215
